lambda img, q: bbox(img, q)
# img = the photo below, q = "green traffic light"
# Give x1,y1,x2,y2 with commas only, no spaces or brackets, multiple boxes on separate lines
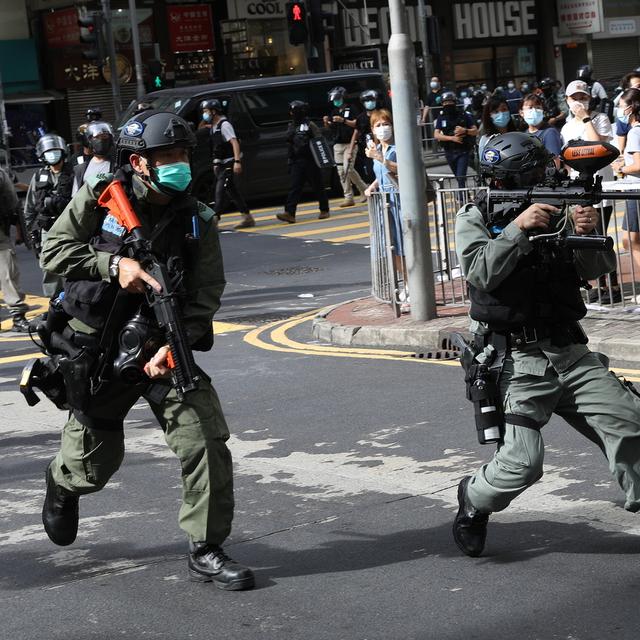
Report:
154,75,162,88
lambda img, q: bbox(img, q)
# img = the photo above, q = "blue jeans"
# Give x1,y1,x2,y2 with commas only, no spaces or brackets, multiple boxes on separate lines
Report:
444,150,470,189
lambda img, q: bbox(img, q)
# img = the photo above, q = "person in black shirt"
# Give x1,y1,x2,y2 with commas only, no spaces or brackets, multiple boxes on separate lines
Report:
277,101,330,224
355,89,382,184
434,92,478,188
323,86,368,207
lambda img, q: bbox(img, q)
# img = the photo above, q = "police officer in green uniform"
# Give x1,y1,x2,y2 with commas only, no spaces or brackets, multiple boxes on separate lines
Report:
39,111,255,590
452,132,640,557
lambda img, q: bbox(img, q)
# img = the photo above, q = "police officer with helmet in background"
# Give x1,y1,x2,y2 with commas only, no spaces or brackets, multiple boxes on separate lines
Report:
75,106,103,166
201,98,254,229
452,132,640,558
38,110,255,590
23,133,74,297
72,121,116,195
323,86,368,207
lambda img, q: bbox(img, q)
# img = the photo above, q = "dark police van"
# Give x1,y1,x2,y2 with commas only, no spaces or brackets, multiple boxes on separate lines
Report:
118,70,387,202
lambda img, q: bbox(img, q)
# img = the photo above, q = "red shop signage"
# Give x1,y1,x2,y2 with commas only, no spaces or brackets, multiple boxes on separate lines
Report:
44,7,81,49
167,4,214,53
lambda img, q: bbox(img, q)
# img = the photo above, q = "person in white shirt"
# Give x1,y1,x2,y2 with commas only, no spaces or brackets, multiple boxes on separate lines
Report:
561,80,620,305
612,88,640,288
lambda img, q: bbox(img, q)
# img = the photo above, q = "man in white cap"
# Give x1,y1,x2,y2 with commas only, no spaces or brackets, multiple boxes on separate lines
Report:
561,79,619,304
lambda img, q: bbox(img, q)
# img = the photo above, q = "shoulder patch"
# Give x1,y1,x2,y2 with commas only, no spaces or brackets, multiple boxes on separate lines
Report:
197,201,215,222
101,213,126,237
87,172,114,190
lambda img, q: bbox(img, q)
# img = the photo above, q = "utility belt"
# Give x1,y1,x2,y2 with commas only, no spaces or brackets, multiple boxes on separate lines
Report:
486,321,588,350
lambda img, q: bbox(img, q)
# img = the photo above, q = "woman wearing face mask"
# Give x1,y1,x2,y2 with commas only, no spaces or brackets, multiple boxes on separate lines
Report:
478,97,515,159
363,110,408,310
434,92,478,188
614,72,640,153
355,89,382,183
561,80,620,304
520,94,563,168
612,88,640,291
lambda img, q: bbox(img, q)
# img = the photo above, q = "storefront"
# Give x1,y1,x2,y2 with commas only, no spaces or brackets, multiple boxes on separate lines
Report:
223,0,310,78
555,0,640,88
432,0,551,90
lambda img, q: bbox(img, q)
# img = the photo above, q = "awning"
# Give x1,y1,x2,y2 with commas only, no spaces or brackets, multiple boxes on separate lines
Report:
3,90,65,105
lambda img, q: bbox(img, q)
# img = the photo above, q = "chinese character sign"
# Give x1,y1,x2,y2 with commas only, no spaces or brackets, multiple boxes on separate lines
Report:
557,0,604,35
167,4,214,53
44,7,81,48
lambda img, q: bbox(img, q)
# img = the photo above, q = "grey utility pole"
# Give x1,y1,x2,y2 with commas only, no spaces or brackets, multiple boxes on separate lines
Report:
0,68,10,169
387,0,436,321
101,0,122,119
416,0,432,101
128,0,145,101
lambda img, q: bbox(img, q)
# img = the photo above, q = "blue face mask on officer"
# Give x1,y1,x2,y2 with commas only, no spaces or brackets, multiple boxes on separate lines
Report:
43,150,63,165
364,100,376,111
202,111,212,122
151,162,192,193
332,98,344,107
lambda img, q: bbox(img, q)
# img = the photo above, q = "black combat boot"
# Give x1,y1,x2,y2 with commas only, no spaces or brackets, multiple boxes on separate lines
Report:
11,315,31,333
453,476,489,557
188,542,255,591
42,463,79,546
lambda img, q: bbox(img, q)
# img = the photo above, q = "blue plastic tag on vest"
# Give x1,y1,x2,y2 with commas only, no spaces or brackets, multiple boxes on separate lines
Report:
102,214,126,237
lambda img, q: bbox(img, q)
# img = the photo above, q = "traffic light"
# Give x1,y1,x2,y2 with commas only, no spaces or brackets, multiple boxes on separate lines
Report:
309,0,335,42
77,12,104,62
147,59,165,91
286,2,308,46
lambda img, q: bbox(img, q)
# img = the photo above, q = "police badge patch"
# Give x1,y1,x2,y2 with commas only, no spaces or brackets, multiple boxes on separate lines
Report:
101,214,126,237
483,148,501,164
123,121,145,137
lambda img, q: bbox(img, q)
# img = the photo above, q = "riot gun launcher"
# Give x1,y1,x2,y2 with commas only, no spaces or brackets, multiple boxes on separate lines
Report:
97,180,200,400
487,141,640,250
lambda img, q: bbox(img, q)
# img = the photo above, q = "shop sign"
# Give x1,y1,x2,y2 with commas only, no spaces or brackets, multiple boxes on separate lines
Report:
227,0,286,19
167,4,214,53
453,2,537,40
557,0,604,35
333,48,381,71
608,18,637,36
44,7,80,48
342,5,421,47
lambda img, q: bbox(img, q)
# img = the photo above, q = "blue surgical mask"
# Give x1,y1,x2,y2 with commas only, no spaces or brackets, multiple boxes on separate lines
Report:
617,107,630,125
523,108,544,126
364,100,376,110
430,81,440,90
44,150,63,165
151,161,192,193
491,111,511,128
333,98,344,107
202,111,212,122
460,91,468,98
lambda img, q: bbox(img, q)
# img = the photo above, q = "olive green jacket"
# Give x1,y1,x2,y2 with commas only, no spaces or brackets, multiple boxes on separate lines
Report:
41,176,225,342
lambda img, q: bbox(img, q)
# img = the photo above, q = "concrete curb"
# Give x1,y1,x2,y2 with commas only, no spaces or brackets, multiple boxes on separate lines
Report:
313,299,470,352
313,299,640,362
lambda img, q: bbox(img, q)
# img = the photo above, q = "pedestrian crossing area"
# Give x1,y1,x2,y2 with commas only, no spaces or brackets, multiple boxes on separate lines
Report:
218,199,638,255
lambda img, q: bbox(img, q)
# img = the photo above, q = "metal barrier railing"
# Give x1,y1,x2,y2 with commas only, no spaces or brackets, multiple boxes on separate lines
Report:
369,177,640,313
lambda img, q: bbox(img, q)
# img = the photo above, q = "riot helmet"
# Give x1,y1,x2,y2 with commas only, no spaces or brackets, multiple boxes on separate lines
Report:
86,121,114,157
328,86,347,106
117,110,197,196
36,134,67,166
86,107,103,122
576,65,592,82
360,89,379,111
201,98,224,114
471,89,487,110
479,132,552,187
539,77,555,94
289,100,308,122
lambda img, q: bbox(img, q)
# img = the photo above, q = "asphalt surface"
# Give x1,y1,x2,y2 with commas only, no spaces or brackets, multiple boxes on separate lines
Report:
2,217,640,640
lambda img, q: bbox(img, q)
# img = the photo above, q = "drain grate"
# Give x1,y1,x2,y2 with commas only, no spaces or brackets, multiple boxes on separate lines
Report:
264,265,324,276
410,350,460,360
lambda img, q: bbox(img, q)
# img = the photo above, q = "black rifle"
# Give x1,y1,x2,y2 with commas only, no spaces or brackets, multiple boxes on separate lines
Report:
98,180,200,401
486,140,640,250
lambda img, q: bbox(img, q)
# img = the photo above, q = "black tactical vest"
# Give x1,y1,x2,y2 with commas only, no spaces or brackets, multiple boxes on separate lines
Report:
63,176,201,331
211,117,235,161
34,165,74,229
466,205,587,331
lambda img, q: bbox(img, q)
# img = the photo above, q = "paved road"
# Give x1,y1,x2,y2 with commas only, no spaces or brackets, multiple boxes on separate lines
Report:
2,211,640,640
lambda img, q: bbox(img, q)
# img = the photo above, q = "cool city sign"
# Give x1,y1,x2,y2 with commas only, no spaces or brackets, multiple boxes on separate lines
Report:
227,1,286,19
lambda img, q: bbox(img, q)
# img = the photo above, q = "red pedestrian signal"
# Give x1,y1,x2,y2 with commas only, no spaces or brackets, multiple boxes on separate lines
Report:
286,2,308,46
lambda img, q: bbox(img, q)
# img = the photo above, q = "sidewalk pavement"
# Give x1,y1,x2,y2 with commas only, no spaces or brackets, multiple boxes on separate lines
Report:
312,296,640,363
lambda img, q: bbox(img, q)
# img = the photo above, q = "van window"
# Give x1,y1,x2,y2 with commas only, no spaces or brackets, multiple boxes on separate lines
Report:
242,87,311,127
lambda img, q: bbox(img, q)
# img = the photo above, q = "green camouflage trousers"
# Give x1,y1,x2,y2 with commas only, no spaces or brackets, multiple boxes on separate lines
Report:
467,346,640,514
51,376,234,545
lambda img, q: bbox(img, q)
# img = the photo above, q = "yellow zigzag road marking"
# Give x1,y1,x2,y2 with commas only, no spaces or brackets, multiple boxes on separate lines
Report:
328,232,371,243
0,352,41,365
221,198,347,220
283,221,370,238
244,309,459,365
215,321,255,334
226,210,368,232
